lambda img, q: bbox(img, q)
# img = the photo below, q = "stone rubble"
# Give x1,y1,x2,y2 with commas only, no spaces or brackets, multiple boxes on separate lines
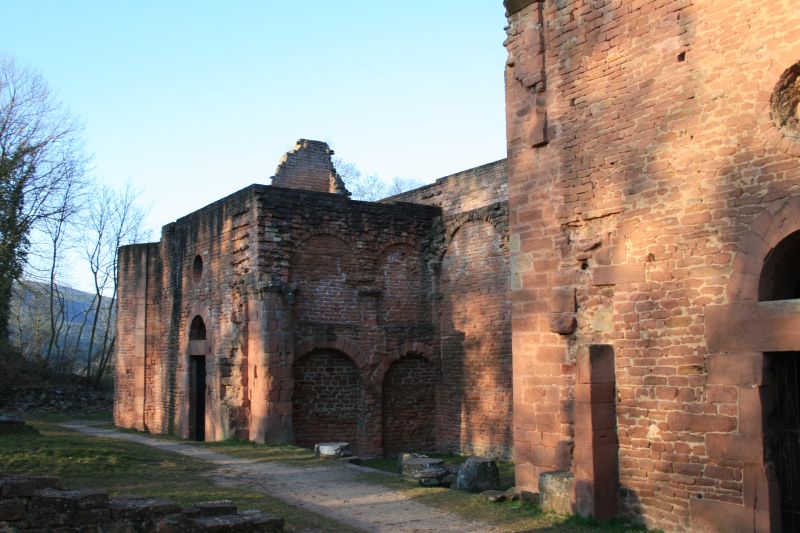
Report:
0,474,284,532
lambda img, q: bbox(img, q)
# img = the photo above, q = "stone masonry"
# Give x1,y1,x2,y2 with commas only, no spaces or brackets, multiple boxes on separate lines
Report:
115,142,512,459
505,0,800,531
0,474,283,531
116,1,800,530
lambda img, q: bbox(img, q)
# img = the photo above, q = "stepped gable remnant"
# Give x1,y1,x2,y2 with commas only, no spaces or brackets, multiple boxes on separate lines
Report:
115,140,512,460
270,139,350,196
505,0,800,531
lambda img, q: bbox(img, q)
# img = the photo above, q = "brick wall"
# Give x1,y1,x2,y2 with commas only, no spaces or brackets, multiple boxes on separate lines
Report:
377,244,424,325
271,139,348,196
292,349,360,448
390,160,513,458
505,0,800,530
382,354,437,455
116,140,512,461
292,234,361,324
438,215,512,458
387,159,507,215
117,187,259,442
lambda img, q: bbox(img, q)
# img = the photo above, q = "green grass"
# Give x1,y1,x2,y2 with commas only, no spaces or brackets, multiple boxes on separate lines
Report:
0,417,361,533
357,469,655,533
2,413,660,532
201,439,323,466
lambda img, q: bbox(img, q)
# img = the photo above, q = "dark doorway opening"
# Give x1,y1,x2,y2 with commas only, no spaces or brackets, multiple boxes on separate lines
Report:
189,356,206,441
765,352,800,531
760,229,800,530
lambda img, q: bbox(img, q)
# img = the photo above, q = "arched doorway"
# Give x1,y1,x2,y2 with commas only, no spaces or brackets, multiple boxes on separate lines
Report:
761,230,800,531
292,349,360,448
382,355,436,456
188,315,207,441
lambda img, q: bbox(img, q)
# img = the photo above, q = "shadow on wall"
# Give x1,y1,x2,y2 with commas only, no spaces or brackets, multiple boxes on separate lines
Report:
382,354,437,455
438,218,512,457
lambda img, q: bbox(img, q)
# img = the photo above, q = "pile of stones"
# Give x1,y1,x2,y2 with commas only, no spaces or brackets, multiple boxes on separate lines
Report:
399,453,513,496
0,474,284,532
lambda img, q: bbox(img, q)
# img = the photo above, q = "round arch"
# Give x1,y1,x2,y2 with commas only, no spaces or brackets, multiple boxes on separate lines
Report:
292,348,361,449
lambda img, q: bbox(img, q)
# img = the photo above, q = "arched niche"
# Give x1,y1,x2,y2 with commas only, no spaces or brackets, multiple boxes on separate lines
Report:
292,349,361,449
381,354,437,456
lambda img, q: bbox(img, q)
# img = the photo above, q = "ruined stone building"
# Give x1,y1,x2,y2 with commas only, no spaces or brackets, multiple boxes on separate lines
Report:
115,139,513,459
117,0,800,531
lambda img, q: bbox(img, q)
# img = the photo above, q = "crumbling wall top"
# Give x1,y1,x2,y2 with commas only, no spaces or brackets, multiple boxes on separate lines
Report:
271,139,350,196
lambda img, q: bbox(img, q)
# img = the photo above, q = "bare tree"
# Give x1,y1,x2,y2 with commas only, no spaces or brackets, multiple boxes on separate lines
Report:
333,157,424,201
0,55,87,343
82,182,149,386
39,175,86,369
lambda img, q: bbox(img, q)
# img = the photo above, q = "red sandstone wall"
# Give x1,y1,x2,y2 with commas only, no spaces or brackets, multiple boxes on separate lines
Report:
117,148,511,460
438,217,512,457
390,160,514,458
117,189,259,441
505,0,800,530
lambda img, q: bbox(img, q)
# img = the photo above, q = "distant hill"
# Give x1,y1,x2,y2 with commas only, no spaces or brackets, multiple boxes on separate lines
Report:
9,280,115,373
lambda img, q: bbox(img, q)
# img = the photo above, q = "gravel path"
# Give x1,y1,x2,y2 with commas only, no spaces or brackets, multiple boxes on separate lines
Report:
62,423,498,533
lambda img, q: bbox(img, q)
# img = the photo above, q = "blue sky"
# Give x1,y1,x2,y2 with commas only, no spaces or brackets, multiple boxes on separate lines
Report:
2,1,507,243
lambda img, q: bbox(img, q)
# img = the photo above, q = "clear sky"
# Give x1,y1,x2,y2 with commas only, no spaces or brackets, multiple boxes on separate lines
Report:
2,1,508,287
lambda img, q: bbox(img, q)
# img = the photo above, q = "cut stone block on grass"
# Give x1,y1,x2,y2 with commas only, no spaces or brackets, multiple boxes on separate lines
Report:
539,471,574,515
314,442,351,459
455,457,500,492
401,455,451,487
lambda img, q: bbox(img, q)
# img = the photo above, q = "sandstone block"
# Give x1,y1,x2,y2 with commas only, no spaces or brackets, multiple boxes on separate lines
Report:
455,457,501,492
539,471,574,515
314,442,351,459
549,313,577,334
0,498,26,521
109,496,182,520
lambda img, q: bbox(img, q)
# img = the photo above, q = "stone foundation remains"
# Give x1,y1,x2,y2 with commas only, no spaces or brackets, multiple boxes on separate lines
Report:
0,474,283,531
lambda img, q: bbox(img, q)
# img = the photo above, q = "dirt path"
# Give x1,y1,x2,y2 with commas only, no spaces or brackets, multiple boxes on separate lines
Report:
62,423,499,533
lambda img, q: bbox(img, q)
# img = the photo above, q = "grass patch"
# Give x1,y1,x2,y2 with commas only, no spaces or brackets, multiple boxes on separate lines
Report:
0,419,361,533
201,439,322,466
358,470,656,533
361,455,401,473
10,414,660,532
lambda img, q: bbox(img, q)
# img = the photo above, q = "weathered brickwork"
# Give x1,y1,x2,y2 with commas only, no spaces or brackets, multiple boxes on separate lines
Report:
387,159,507,215
391,160,513,458
292,349,360,448
116,140,512,458
382,355,437,455
271,139,349,195
438,216,512,457
505,0,800,530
